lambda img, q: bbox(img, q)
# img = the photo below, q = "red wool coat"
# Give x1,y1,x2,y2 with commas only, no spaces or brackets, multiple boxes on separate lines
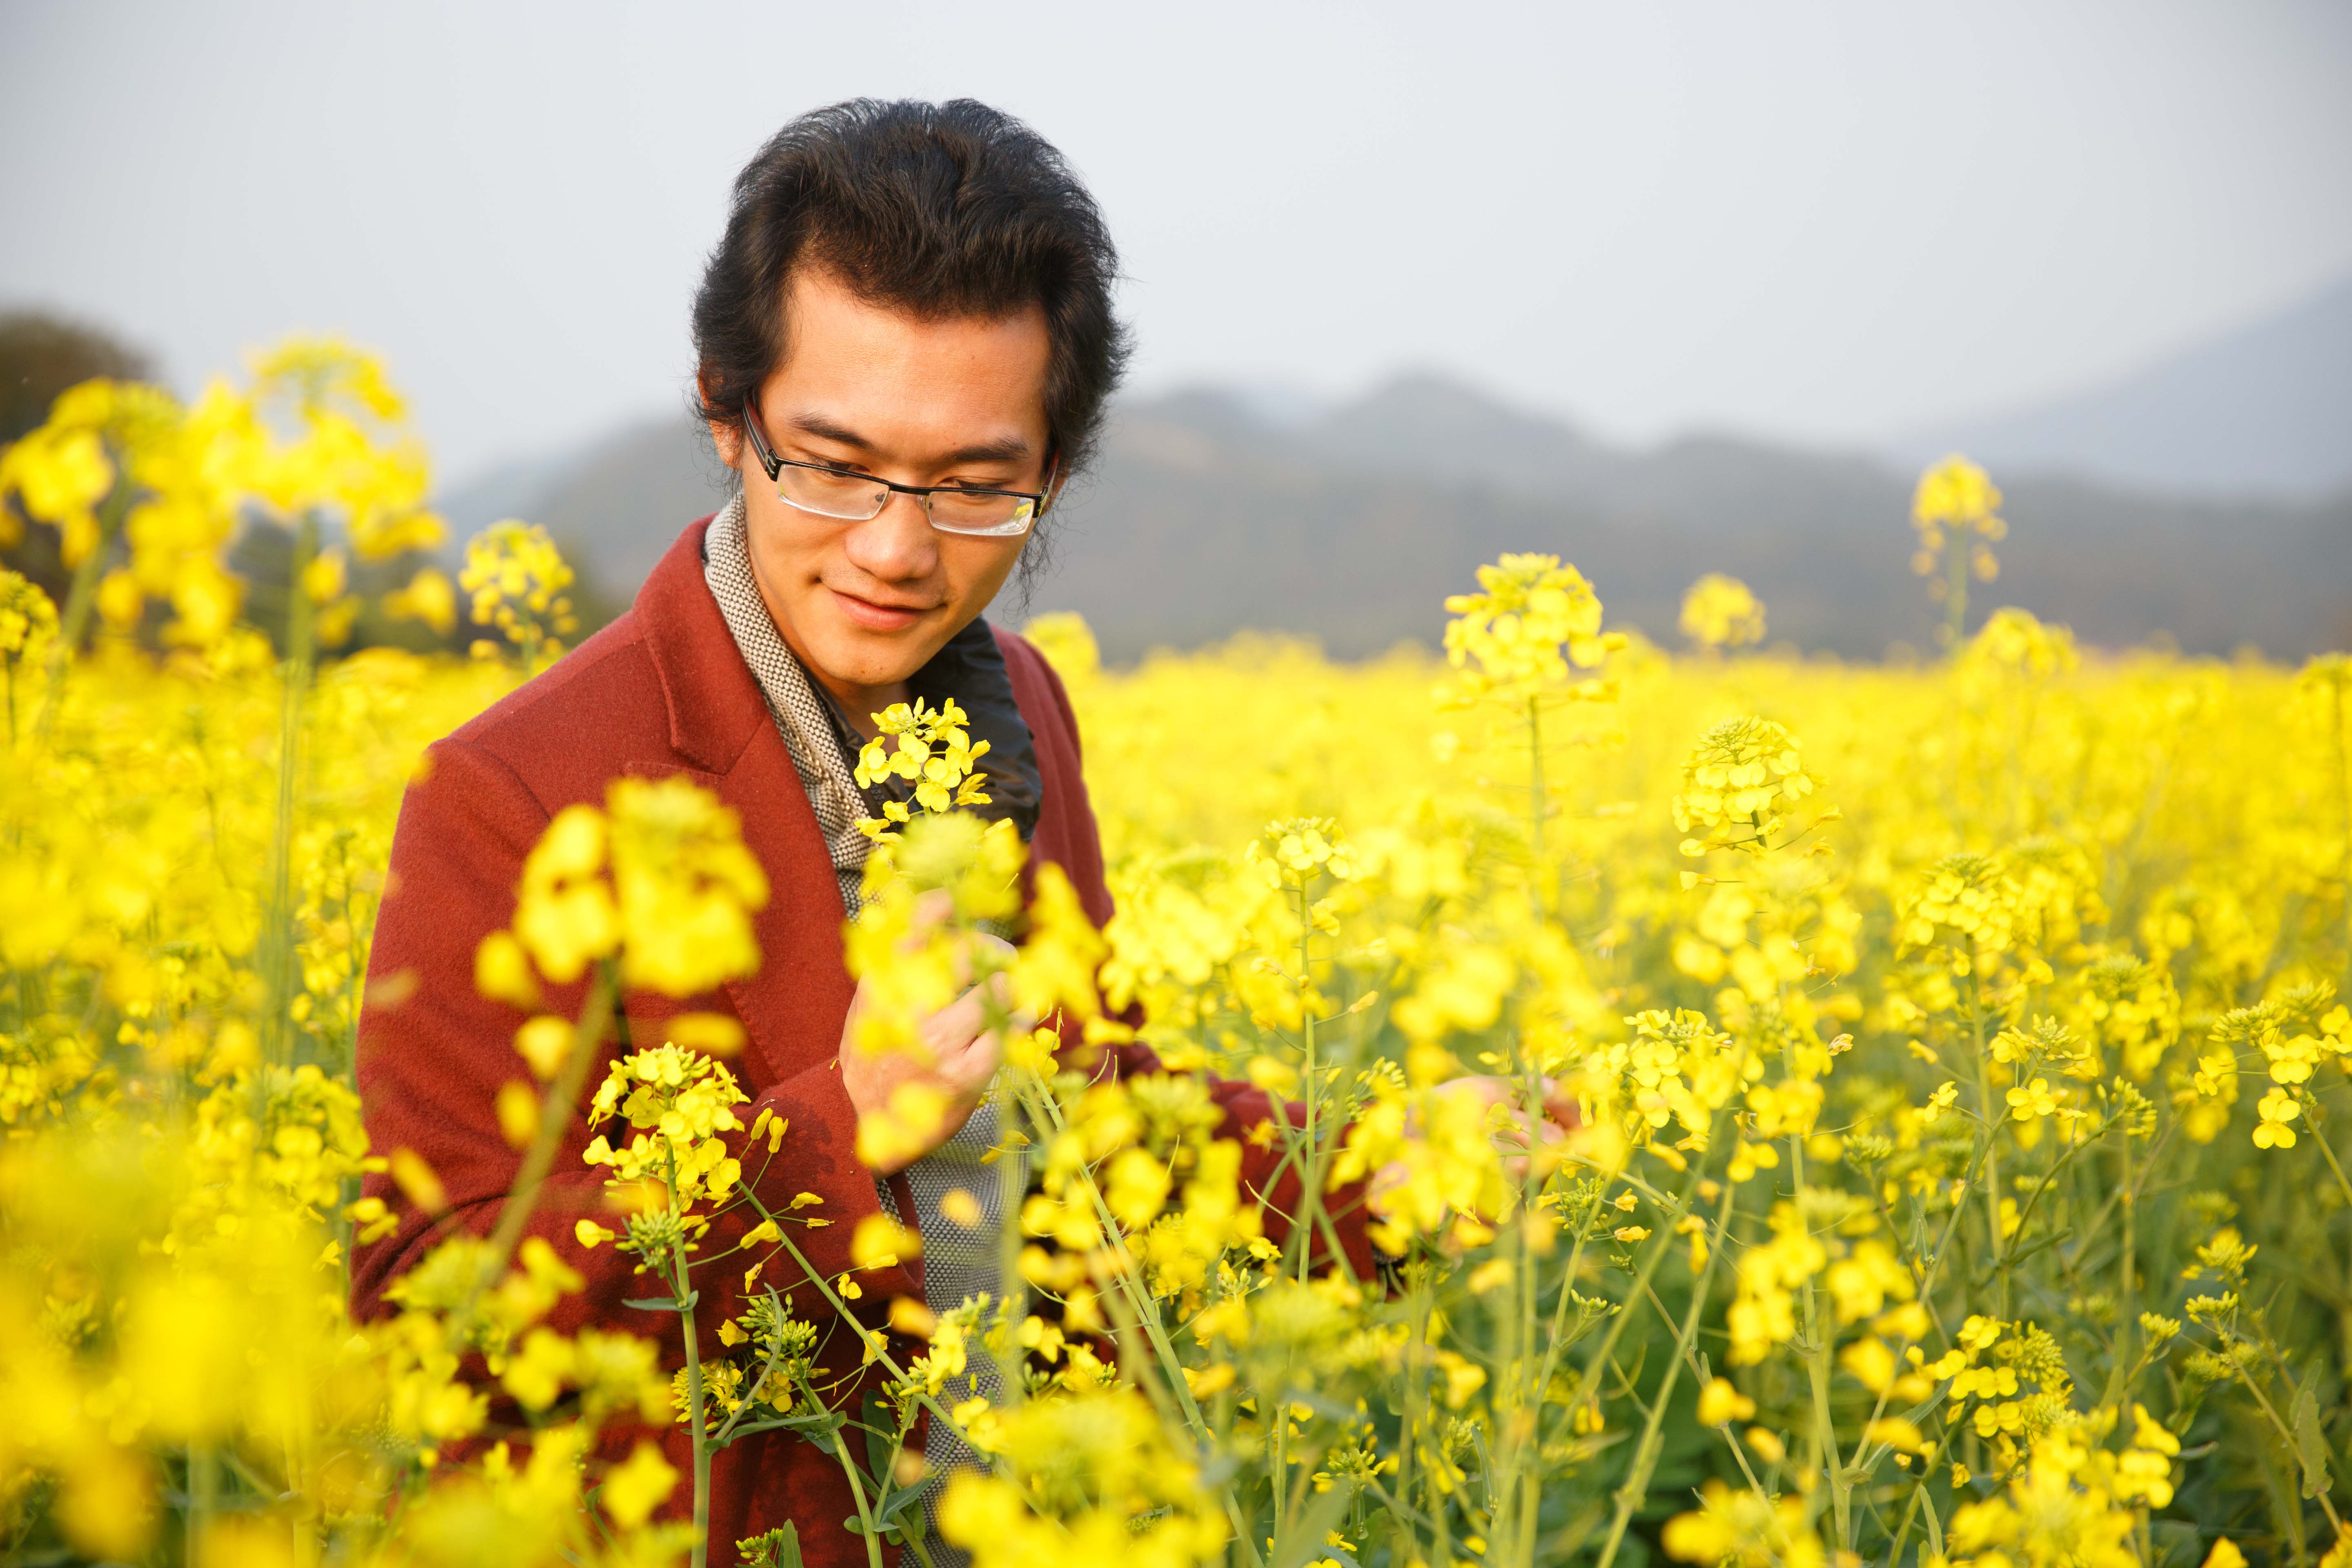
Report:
352,515,1368,1567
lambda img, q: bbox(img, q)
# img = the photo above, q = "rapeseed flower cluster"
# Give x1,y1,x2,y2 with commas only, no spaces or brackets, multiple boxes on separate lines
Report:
1441,551,1623,702
1679,573,1768,652
1913,454,2007,648
461,518,577,667
1672,715,1820,858
852,695,995,828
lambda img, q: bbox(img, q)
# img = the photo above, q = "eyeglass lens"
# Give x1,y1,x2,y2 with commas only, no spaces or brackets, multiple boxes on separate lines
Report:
774,463,1035,536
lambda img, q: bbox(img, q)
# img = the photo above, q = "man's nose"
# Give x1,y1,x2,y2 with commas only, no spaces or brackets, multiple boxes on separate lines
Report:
842,490,939,583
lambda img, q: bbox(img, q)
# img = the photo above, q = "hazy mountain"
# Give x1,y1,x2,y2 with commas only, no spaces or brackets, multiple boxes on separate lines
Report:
433,375,2352,665
1049,381,2348,660
1894,272,2352,499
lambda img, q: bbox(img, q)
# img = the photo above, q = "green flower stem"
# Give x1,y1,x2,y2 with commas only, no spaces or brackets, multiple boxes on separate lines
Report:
2118,1113,2137,1380
900,1517,940,1568
1529,1219,1596,1405
830,1432,886,1568
2215,1336,2345,1539
661,1144,716,1568
1390,1269,1441,1566
1966,960,2008,1321
1294,878,1323,1285
1884,1427,1952,1567
260,512,320,1075
1592,1181,1735,1568
1270,1381,1290,1548
2309,1118,2352,1220
1280,873,1359,1292
1491,684,1550,1565
708,1307,796,1450
993,1074,1027,1413
758,1189,1265,1568
2071,1119,2170,1261
38,474,133,728
187,1443,219,1566
1786,1110,1851,1552
1490,1089,1537,1563
1571,1148,1713,1427
1008,1077,1213,1438
1943,531,1970,653
1000,1076,1267,1568
1528,693,1547,866
1090,1242,1188,1432
479,961,617,1284
1637,1275,1774,1498
750,1216,993,1456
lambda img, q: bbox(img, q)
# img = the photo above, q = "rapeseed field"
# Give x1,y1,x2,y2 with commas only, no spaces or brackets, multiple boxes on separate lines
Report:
2,343,2348,1568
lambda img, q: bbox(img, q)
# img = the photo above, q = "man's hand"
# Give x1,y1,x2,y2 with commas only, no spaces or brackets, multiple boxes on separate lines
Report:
1370,1074,1582,1217
1437,1073,1581,1159
839,921,1023,1174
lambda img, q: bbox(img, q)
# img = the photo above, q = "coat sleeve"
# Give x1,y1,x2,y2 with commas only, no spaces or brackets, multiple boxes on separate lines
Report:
1004,635,1378,1281
349,738,916,1336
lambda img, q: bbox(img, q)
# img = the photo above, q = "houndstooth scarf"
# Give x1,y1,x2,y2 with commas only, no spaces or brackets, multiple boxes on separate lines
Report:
702,494,1021,1516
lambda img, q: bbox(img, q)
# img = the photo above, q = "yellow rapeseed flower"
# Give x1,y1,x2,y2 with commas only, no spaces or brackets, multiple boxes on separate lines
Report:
1680,573,1767,651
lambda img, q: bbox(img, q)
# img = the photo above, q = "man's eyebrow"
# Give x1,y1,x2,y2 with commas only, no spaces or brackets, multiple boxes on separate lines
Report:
784,411,1033,469
785,411,875,451
939,436,1034,466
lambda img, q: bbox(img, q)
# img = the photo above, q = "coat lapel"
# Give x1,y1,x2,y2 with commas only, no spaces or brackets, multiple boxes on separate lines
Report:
630,517,856,1092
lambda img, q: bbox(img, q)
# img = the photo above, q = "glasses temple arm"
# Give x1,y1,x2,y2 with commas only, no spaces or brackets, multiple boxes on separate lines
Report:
1036,446,1060,518
739,401,781,480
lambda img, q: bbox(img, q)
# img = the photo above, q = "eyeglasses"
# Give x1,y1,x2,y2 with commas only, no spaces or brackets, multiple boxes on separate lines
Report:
741,401,1054,538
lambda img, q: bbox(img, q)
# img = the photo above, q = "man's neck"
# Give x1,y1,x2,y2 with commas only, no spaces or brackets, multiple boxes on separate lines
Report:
811,670,906,742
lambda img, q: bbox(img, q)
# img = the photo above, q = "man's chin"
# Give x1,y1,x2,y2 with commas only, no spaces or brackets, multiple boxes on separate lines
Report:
802,623,937,702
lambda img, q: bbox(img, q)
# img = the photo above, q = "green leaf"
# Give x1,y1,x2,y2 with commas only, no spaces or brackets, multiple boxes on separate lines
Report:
622,1294,697,1312
1269,1481,1358,1568
874,1479,936,1527
723,1411,846,1444
2290,1358,2333,1500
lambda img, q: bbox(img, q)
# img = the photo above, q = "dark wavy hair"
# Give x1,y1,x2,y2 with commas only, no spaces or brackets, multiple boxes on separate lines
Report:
692,98,1130,517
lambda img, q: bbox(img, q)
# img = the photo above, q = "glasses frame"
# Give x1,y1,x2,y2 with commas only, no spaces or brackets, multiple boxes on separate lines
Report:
739,400,1056,538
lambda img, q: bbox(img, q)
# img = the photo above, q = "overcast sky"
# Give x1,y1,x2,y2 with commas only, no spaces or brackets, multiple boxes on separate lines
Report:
3,1,2348,482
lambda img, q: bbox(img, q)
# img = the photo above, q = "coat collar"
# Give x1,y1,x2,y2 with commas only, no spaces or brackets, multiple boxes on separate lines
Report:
634,514,772,775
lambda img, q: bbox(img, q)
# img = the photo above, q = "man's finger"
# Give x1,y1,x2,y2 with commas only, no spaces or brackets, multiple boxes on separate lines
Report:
905,887,956,942
947,929,1020,989
942,1029,1005,1096
919,975,1026,1065
922,986,988,1054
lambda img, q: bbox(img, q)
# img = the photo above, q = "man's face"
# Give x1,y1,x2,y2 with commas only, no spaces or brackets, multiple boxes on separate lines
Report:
714,265,1053,724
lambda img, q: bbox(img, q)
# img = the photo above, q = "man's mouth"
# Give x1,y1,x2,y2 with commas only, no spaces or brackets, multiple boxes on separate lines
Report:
826,585,933,633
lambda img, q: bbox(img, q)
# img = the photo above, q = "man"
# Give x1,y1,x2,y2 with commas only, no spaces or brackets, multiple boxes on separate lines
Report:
352,98,1373,1568
353,98,1561,1565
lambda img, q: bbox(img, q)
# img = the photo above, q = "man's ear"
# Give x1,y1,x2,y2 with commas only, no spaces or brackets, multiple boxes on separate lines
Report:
700,372,742,468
